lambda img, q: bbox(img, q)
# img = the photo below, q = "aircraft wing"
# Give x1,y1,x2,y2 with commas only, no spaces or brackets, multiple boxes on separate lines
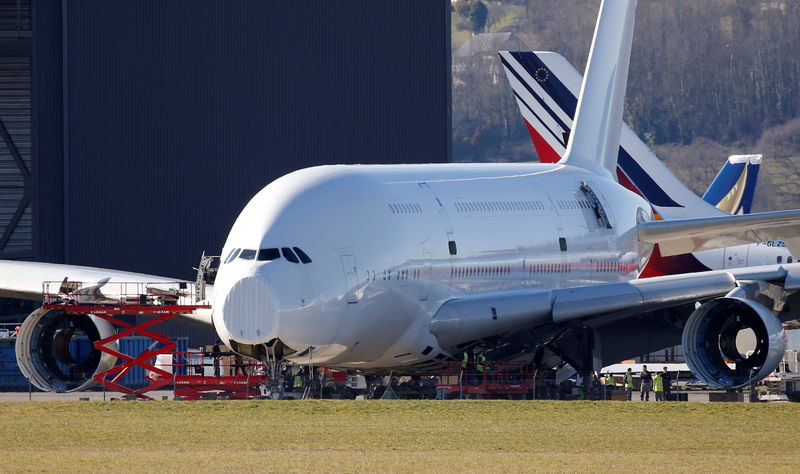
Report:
429,269,738,348
0,260,213,326
430,263,800,348
430,262,800,390
638,209,800,257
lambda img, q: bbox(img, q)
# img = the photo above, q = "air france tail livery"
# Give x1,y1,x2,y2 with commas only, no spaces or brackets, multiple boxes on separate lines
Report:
501,51,761,216
5,0,800,394
500,50,792,275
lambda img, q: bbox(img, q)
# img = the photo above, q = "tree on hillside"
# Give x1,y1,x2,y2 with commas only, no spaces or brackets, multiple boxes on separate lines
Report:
452,0,800,209
470,1,488,33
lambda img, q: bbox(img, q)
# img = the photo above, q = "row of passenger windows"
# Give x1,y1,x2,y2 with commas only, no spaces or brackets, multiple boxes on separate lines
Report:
446,261,636,277
381,269,421,280
389,203,422,214
223,247,312,264
777,256,793,263
452,265,512,278
454,200,545,213
389,198,590,216
556,199,592,211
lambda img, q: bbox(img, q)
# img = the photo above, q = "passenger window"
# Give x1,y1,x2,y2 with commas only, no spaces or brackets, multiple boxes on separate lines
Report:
282,247,300,263
239,249,256,260
777,256,783,264
293,247,312,264
789,256,794,263
258,248,281,261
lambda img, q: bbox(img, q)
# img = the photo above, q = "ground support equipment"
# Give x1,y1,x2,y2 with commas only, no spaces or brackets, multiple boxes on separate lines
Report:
41,280,265,400
436,360,535,399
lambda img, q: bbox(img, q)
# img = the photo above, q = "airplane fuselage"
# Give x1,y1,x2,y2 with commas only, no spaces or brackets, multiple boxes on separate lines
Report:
210,163,650,370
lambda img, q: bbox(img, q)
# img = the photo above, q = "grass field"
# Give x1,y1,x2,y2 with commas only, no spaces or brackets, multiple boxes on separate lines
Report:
2,400,799,472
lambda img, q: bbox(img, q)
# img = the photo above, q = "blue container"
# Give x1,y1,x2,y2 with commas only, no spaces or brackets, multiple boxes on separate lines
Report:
115,337,189,388
0,339,28,390
0,336,190,391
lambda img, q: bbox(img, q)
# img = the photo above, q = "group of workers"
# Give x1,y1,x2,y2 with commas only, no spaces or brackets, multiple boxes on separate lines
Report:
202,340,249,377
587,365,673,401
622,365,672,401
461,350,488,385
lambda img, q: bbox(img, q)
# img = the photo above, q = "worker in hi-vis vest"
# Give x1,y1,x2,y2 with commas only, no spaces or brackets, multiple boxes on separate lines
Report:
604,373,615,400
624,367,634,401
476,352,486,385
653,372,664,401
461,351,469,384
293,367,305,390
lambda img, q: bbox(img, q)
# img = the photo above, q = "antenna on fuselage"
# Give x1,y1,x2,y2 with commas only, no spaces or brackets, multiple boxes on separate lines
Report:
559,0,637,180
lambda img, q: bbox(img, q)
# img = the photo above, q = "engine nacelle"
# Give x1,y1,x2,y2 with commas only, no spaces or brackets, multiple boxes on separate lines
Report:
15,308,118,392
683,297,786,389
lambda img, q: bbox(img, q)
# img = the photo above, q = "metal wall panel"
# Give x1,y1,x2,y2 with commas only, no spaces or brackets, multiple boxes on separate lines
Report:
31,0,65,264
0,0,32,259
55,0,450,279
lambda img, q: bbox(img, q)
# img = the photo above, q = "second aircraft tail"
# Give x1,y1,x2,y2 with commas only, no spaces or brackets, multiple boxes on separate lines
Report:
500,50,731,220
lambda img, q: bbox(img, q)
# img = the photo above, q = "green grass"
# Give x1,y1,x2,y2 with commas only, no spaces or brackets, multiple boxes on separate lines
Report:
2,400,799,472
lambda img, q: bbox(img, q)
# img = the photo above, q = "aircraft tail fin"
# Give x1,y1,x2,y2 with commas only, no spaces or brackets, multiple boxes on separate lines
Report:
559,0,637,179
702,155,761,215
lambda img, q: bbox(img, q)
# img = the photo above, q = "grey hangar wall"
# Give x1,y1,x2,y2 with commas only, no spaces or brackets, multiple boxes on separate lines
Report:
1,0,451,280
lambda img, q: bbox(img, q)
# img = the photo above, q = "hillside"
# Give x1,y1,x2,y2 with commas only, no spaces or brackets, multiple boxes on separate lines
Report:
452,0,800,211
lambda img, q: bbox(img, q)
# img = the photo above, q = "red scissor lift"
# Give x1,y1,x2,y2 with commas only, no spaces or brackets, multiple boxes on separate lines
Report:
436,360,536,399
42,280,268,400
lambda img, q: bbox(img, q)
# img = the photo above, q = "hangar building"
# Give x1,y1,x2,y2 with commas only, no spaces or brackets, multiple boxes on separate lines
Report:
1,0,451,276
0,1,451,341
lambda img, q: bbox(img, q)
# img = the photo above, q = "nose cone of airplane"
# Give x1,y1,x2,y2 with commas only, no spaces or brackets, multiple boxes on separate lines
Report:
215,275,279,344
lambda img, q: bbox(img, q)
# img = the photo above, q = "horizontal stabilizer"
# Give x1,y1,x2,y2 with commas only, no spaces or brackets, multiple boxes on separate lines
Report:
638,210,800,257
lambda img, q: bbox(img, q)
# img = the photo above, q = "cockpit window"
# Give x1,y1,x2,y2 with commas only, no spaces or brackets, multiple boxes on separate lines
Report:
293,247,312,264
239,249,256,260
258,248,281,261
282,247,299,263
224,248,239,264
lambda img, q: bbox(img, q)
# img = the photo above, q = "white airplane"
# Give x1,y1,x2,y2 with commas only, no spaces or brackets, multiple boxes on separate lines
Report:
5,0,800,394
499,50,795,276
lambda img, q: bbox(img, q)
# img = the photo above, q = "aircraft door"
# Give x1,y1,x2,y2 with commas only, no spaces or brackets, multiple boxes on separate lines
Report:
418,182,455,250
340,254,359,303
530,182,568,286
